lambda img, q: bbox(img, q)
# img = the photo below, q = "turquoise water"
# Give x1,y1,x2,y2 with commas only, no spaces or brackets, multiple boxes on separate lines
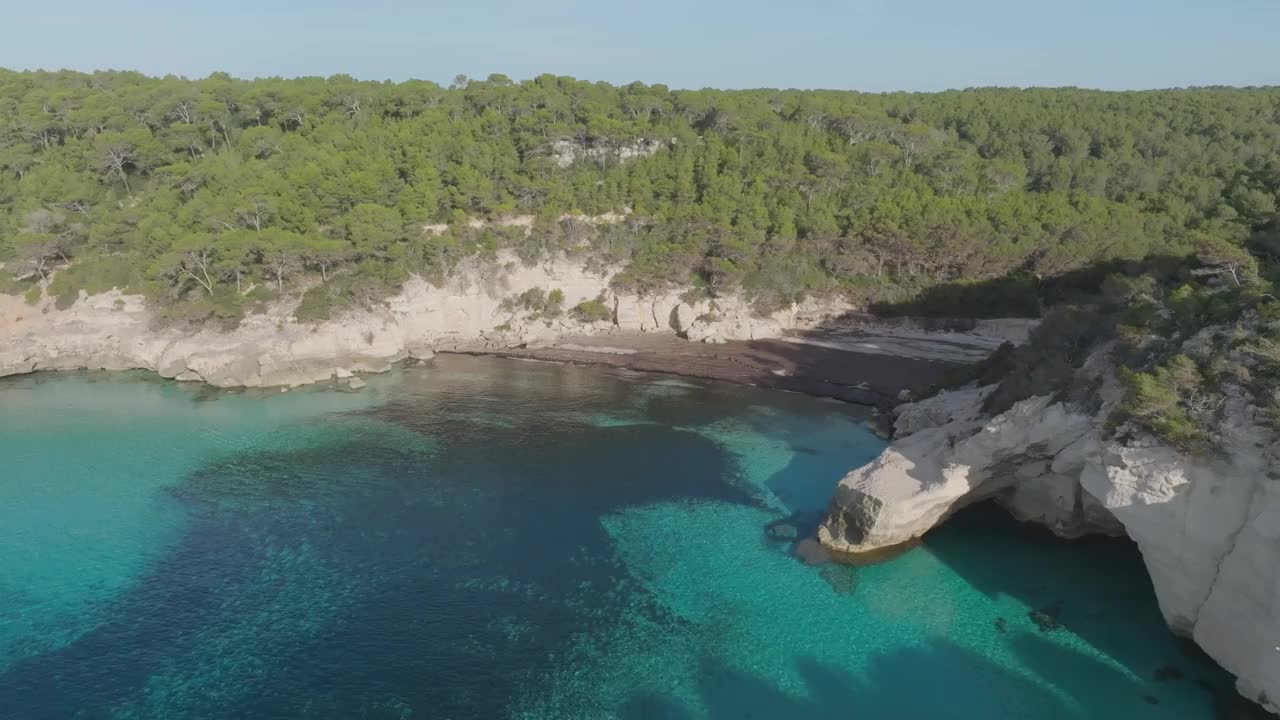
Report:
0,358,1234,719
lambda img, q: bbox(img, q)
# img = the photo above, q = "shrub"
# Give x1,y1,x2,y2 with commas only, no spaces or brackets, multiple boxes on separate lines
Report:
501,286,566,319
294,284,339,323
515,287,546,312
1100,273,1158,306
984,306,1106,414
156,290,247,327
1113,356,1212,450
47,255,140,304
0,274,34,296
546,288,565,317
294,274,395,323
571,296,613,323
1167,283,1241,331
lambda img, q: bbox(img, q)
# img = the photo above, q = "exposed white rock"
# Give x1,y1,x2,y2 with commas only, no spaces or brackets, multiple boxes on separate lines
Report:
819,395,1099,554
347,377,367,390
0,251,852,388
550,138,668,168
781,314,1038,364
998,461,1126,539
693,329,726,344
820,374,1280,713
1080,398,1279,712
893,385,992,437
670,302,698,335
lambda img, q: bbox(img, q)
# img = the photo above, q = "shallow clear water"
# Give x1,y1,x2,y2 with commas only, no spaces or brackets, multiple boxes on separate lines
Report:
0,357,1234,719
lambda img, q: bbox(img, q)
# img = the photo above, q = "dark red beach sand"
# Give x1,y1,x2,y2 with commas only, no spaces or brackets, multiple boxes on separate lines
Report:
439,332,962,409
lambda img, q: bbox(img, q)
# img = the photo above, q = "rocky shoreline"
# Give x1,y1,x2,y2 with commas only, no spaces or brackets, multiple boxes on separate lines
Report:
0,252,1033,398
4,256,1275,713
818,353,1280,714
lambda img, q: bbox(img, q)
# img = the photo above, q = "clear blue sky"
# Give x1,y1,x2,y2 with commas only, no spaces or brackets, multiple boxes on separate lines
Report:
3,0,1277,91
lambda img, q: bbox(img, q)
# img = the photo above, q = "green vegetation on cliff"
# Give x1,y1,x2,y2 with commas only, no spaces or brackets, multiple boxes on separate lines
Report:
959,247,1280,451
1,69,1277,327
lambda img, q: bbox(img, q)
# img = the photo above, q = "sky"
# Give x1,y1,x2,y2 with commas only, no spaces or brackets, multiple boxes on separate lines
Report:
2,0,1277,91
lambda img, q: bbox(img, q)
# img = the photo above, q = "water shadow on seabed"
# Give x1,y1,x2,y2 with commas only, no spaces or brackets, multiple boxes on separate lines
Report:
922,502,1260,718
618,633,1161,720
724,398,1248,720
0,381,756,719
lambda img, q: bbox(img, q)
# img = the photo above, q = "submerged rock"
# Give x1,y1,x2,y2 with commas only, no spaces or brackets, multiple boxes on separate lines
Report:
765,521,799,541
792,538,831,566
818,565,858,596
1028,603,1064,633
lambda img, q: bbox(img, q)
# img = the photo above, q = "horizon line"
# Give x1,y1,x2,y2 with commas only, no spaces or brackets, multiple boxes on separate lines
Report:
3,65,1276,95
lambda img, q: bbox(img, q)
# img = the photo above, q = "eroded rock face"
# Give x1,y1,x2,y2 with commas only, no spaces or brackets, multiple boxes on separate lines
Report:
819,383,1280,713
997,465,1126,539
550,138,668,168
1081,400,1280,712
819,395,1104,553
0,252,850,388
893,385,992,436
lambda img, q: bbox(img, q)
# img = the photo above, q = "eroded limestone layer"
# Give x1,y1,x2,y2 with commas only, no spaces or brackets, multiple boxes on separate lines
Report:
0,253,840,388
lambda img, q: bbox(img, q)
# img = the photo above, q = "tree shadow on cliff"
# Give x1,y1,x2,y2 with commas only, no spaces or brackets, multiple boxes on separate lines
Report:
719,260,1167,408
742,255,1201,407
617,632,1175,720
864,255,1195,320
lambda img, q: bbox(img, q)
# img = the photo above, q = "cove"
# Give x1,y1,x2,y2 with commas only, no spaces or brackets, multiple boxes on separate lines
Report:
0,356,1236,719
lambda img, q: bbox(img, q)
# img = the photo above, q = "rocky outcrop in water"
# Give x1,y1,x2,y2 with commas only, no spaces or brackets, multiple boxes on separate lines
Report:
818,355,1280,713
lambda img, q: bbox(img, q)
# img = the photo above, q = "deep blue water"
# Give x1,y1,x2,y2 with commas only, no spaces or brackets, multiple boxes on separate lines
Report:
0,357,1235,719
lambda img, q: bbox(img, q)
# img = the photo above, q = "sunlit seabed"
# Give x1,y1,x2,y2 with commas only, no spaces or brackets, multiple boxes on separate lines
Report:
0,358,1234,719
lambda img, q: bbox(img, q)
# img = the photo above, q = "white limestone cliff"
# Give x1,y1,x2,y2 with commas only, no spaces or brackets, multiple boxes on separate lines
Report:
1081,398,1280,712
0,252,848,388
819,373,1280,712
550,137,669,168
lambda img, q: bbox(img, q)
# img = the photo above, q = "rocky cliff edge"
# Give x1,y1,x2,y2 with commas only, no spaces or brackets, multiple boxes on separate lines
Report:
819,353,1280,712
0,253,846,387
